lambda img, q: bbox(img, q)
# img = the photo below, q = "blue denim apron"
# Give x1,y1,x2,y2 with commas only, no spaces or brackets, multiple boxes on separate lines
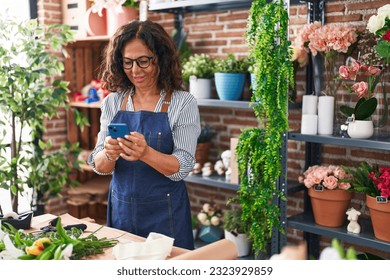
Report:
106,93,194,250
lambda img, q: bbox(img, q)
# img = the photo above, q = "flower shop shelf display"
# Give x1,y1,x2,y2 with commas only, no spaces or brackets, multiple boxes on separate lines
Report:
299,165,353,227
291,21,358,135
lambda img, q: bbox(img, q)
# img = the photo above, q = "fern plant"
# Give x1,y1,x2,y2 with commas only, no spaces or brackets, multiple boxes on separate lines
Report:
235,0,294,257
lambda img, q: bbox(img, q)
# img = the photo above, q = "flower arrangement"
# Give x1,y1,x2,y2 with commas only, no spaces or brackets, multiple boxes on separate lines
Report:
0,217,117,260
196,202,222,227
342,162,390,199
181,54,215,83
298,164,352,190
367,4,390,60
338,58,382,120
91,0,139,16
291,21,358,96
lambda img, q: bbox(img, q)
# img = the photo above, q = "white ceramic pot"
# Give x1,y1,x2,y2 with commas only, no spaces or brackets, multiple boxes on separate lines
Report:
189,76,212,99
224,230,251,257
347,119,374,139
192,228,198,240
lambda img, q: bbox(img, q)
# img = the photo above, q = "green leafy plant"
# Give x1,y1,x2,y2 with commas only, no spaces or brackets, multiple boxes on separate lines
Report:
342,162,384,198
235,0,294,257
182,54,215,83
0,16,87,213
222,208,250,235
213,53,249,73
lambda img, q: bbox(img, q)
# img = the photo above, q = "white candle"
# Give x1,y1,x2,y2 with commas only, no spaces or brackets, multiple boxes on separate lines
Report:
302,95,318,115
301,114,318,135
317,96,334,135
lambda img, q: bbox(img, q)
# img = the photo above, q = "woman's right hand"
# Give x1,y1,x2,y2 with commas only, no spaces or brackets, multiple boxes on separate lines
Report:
104,136,124,161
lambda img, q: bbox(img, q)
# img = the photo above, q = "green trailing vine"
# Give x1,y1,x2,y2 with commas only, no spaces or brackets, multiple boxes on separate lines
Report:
235,0,294,256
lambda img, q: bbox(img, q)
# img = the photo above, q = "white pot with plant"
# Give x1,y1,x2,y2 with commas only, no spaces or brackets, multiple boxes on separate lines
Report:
222,208,251,257
182,54,214,99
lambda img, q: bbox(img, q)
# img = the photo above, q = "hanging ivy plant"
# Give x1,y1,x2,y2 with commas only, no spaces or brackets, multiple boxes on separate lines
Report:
235,0,294,257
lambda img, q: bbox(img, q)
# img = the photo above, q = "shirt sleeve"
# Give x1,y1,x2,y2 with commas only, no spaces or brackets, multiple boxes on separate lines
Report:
166,93,201,181
87,93,121,174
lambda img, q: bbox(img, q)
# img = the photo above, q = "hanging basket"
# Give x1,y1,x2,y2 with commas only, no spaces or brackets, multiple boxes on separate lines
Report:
308,187,352,227
366,194,390,242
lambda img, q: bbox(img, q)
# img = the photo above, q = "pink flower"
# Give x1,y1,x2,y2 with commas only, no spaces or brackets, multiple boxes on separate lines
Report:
338,182,352,190
351,81,368,98
323,176,338,190
339,65,350,79
366,66,382,76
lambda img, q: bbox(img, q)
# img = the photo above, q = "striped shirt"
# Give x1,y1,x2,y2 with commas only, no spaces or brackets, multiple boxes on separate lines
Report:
87,88,201,181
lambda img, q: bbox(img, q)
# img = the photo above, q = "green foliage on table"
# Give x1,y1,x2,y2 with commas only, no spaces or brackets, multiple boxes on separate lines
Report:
0,16,88,212
1,217,117,260
182,54,215,83
213,53,249,74
235,0,294,257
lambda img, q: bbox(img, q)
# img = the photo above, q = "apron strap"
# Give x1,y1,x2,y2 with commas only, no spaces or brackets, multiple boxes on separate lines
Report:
161,91,171,113
120,91,130,111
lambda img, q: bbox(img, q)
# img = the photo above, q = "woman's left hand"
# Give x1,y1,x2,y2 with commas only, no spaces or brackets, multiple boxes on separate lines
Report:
118,131,149,161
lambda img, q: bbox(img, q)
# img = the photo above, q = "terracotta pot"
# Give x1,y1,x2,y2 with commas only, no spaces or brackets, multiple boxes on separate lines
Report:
308,187,352,227
195,142,211,166
366,194,390,242
106,6,138,36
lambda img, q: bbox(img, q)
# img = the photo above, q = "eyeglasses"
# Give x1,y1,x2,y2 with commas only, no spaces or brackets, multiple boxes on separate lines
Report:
122,56,154,70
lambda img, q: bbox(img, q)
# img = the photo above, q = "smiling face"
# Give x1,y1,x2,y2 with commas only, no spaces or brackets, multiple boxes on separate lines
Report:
122,38,159,91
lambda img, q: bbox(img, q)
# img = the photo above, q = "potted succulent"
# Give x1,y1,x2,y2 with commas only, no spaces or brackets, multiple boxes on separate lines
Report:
182,54,215,99
0,17,85,222
213,53,249,100
342,162,390,242
222,208,251,257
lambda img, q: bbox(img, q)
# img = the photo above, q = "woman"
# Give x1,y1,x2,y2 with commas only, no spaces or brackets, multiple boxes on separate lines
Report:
87,20,201,250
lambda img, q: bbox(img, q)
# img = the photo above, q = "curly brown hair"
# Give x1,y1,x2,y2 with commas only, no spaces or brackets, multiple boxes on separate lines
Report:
99,20,184,93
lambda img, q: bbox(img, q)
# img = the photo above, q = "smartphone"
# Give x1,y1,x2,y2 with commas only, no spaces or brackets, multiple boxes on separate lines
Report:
108,123,130,139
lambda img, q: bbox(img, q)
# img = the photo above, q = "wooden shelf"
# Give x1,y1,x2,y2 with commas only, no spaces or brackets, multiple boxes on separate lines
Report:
69,101,102,108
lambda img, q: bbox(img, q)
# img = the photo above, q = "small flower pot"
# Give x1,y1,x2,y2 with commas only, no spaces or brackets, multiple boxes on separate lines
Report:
198,225,223,243
308,188,352,227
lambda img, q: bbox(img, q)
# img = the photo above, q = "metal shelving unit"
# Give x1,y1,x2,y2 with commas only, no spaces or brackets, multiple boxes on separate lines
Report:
184,174,239,191
286,132,390,257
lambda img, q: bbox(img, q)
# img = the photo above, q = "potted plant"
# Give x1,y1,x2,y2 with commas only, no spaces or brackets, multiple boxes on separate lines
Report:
182,54,215,99
196,201,223,244
235,0,294,258
338,58,383,138
298,165,353,227
90,0,140,36
342,162,390,242
0,17,85,222
222,208,251,257
195,121,217,166
213,53,249,100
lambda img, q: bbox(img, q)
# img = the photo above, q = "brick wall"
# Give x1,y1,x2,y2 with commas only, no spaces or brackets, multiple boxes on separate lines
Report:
38,0,390,257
